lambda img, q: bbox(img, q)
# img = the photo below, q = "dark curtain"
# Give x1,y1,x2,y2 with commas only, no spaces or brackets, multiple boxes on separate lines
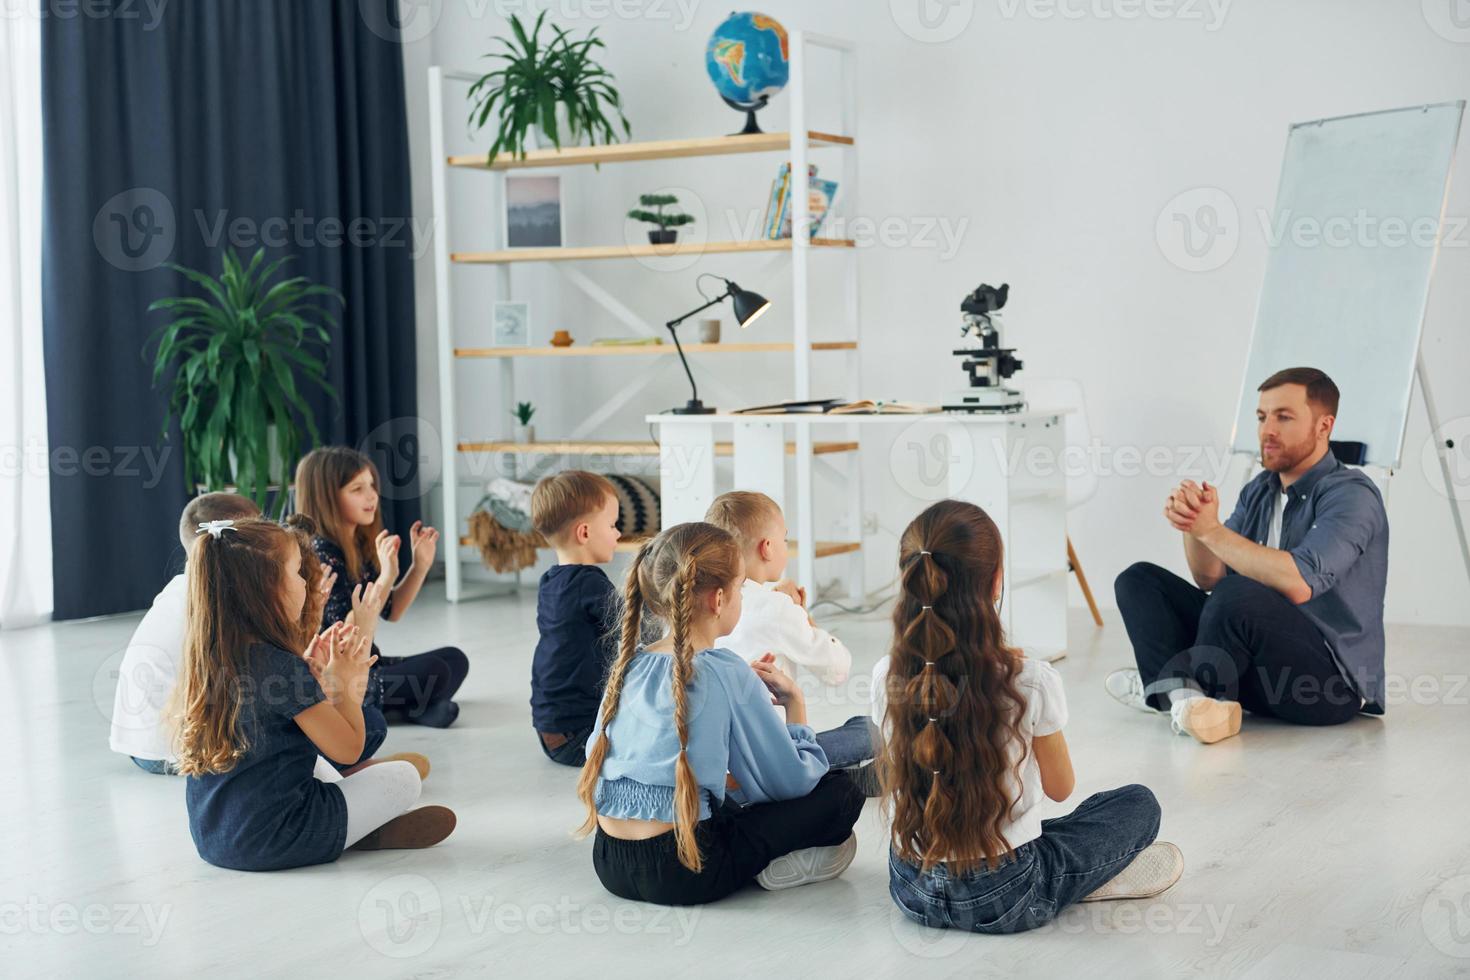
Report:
42,0,422,620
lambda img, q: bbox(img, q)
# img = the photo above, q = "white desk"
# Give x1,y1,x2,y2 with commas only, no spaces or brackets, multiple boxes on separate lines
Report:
647,410,1071,660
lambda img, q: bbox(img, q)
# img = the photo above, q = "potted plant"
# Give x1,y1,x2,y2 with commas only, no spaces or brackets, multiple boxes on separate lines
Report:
512,401,537,443
145,248,342,515
627,193,695,244
467,12,631,166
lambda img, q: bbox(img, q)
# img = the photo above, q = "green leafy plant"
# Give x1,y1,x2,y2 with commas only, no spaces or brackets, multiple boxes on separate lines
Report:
145,248,342,513
467,11,631,166
512,401,536,425
626,193,696,230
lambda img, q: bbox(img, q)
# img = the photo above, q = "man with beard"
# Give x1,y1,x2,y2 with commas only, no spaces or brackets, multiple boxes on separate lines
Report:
1106,368,1388,744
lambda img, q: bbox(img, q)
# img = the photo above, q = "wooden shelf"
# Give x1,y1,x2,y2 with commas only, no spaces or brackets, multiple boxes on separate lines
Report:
447,130,854,171
455,341,857,359
456,440,859,457
459,535,859,559
451,238,855,265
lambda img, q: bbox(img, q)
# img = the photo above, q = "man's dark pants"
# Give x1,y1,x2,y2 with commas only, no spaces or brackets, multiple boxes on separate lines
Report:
1113,562,1360,725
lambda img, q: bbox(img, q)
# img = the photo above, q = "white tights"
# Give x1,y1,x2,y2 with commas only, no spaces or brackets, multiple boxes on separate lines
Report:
314,757,422,847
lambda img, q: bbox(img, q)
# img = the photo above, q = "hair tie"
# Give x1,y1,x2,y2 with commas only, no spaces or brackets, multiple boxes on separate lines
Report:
920,550,932,556
196,520,237,539
921,605,932,611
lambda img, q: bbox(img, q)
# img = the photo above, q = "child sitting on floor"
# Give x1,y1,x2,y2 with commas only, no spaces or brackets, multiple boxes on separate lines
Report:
705,491,875,781
110,493,425,778
577,522,865,905
529,471,623,767
173,518,454,871
110,492,260,774
879,500,1182,933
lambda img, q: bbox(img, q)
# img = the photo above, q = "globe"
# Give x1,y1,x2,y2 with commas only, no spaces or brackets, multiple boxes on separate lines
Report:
705,11,789,133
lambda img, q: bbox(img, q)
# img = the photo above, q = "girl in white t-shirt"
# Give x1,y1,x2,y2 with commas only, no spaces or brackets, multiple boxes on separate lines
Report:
877,500,1184,934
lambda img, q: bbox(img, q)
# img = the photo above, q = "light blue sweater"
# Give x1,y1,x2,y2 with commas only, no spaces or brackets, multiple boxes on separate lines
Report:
588,647,830,822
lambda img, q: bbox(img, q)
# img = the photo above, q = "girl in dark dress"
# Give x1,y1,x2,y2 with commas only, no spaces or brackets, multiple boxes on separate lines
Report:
294,447,469,728
173,518,455,871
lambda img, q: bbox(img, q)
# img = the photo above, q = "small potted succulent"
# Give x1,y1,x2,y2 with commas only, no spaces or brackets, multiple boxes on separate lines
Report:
627,193,695,244
512,401,536,443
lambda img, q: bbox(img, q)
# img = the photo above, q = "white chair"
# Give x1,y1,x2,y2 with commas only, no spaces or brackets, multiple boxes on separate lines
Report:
1017,377,1104,627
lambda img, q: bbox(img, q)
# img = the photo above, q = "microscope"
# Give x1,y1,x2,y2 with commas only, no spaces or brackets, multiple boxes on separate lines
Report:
942,282,1027,413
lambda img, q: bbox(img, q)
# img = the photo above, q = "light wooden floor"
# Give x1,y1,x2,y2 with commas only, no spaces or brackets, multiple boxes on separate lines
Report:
4,583,1469,979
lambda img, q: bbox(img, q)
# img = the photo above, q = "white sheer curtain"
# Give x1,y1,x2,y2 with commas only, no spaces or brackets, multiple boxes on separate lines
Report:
0,9,53,628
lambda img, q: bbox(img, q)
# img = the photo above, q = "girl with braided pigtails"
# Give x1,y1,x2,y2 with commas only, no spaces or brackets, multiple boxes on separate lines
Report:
575,522,866,906
877,500,1184,934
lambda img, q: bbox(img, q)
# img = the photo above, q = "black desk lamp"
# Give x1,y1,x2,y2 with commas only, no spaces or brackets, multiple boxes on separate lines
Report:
664,276,771,414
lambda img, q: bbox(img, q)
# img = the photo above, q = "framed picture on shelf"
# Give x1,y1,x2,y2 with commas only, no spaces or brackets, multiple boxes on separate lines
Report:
504,174,563,248
492,301,531,347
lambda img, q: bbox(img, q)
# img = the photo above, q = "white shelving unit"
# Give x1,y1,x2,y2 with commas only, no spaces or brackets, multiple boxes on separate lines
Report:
426,32,865,602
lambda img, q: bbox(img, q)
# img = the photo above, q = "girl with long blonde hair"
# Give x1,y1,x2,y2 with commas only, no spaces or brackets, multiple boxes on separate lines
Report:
576,522,865,905
173,518,455,871
877,500,1183,933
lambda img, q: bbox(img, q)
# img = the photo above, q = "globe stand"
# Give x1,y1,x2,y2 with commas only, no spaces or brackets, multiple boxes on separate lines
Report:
722,95,769,135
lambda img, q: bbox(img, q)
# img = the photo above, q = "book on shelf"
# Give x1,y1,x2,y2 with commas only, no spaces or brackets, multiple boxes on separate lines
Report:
762,163,839,240
589,337,664,346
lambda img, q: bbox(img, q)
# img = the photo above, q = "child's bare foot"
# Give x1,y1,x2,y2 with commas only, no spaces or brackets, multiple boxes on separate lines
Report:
341,752,431,780
349,806,457,851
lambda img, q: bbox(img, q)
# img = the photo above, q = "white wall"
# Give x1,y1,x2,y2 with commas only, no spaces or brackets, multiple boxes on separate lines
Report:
402,0,1470,626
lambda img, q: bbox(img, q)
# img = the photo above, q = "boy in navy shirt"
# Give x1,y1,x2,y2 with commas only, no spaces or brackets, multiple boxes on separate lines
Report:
530,471,623,766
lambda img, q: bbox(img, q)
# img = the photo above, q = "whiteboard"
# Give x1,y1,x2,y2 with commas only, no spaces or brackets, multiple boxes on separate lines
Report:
1231,102,1464,467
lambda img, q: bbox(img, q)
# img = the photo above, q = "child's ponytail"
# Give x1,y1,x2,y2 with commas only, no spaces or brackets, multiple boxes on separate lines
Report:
878,501,1028,874
669,555,703,873
575,541,650,839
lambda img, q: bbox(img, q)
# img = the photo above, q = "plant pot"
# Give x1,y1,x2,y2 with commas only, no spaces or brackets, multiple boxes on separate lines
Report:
531,105,587,152
647,229,678,245
518,424,536,444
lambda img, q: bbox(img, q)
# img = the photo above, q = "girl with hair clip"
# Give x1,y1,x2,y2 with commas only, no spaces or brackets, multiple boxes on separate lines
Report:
878,500,1183,934
295,446,469,729
173,518,455,871
576,522,866,906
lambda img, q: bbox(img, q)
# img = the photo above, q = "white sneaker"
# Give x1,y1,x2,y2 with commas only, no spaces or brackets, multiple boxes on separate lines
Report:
1104,668,1156,714
1081,842,1184,902
1169,696,1242,744
756,833,857,891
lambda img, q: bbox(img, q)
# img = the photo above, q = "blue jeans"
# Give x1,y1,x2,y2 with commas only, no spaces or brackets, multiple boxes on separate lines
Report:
131,757,175,775
815,716,876,769
889,784,1162,934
